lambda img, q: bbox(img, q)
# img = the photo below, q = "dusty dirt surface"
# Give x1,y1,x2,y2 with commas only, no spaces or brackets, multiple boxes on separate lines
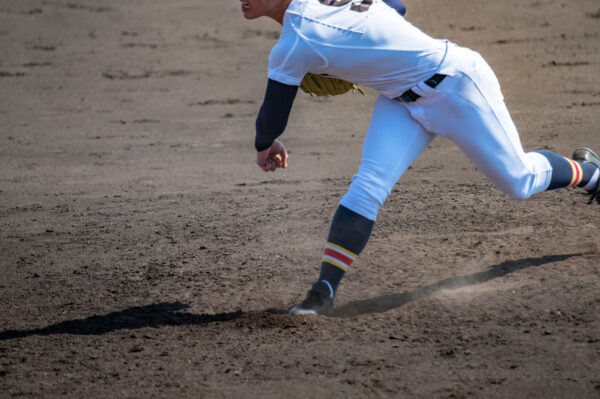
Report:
1,0,599,397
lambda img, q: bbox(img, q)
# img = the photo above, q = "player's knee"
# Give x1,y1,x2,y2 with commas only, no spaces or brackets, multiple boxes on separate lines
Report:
352,171,391,204
341,174,390,221
505,189,530,200
346,177,387,207
502,177,535,200
485,152,551,201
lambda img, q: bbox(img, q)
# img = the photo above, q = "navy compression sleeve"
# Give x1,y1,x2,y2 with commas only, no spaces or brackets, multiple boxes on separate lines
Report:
255,79,298,152
382,0,406,15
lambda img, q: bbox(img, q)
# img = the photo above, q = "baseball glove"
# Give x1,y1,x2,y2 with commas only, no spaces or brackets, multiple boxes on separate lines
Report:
300,73,366,97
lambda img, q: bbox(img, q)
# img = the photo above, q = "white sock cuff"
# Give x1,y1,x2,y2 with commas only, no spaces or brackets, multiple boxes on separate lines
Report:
321,280,334,298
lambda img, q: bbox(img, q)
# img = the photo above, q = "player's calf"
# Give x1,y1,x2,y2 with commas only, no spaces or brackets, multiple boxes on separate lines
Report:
289,205,374,315
536,149,600,202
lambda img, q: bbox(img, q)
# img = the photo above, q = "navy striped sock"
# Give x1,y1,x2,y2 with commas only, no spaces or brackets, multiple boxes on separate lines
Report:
536,150,598,190
318,205,374,297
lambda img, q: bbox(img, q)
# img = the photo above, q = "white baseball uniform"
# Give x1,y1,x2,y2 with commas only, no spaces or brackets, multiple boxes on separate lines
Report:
268,0,552,220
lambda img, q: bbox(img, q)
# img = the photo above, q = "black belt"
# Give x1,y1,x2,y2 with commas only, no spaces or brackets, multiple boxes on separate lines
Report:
396,73,447,103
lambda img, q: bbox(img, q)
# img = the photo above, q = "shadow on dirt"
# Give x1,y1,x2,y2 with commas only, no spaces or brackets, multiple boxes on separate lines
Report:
0,253,581,340
0,302,243,341
331,253,580,318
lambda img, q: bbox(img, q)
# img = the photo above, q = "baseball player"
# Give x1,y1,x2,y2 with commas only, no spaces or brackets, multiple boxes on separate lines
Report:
241,0,600,315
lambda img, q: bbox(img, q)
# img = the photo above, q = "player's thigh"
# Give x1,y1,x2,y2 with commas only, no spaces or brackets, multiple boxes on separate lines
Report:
423,72,549,198
360,95,434,184
341,95,434,220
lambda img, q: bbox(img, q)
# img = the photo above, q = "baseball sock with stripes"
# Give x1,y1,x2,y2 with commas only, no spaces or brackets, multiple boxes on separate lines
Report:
536,150,599,191
318,205,374,298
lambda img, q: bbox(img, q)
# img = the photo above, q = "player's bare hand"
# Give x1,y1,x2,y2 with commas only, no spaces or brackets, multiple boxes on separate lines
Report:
257,139,288,172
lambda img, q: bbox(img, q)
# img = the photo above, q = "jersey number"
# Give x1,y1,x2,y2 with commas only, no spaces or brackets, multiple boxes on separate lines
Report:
319,0,373,13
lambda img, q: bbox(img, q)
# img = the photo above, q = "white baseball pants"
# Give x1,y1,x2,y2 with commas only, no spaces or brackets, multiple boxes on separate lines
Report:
340,44,552,221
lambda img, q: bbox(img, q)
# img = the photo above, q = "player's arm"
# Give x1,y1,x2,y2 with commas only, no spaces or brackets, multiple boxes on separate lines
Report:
255,78,298,172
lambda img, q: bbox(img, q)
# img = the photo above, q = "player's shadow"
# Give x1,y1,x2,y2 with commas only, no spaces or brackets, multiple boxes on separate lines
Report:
331,253,581,318
0,302,243,341
0,253,583,339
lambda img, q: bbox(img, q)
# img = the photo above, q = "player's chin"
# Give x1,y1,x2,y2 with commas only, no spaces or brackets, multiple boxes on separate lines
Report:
242,12,259,20
241,7,258,19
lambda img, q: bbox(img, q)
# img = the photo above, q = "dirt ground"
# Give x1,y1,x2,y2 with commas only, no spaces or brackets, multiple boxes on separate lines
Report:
1,0,599,397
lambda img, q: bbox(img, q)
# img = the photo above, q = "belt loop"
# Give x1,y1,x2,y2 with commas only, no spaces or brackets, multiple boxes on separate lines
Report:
424,73,446,88
396,73,447,103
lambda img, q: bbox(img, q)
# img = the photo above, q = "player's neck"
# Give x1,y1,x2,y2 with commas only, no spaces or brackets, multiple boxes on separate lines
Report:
269,0,292,25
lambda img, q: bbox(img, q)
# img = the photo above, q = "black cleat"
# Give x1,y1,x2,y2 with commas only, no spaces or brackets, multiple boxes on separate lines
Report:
289,281,334,315
572,147,600,203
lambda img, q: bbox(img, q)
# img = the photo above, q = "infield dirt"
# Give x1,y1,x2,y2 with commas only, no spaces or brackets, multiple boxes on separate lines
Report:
1,0,599,398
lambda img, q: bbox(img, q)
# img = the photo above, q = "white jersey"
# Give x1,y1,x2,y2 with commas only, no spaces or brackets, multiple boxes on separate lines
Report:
268,0,451,99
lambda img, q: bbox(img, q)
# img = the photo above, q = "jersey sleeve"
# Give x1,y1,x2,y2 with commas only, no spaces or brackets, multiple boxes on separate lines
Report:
267,23,321,86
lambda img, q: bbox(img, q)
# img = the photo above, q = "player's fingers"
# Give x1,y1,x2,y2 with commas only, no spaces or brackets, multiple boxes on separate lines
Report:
281,150,288,168
272,154,282,168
